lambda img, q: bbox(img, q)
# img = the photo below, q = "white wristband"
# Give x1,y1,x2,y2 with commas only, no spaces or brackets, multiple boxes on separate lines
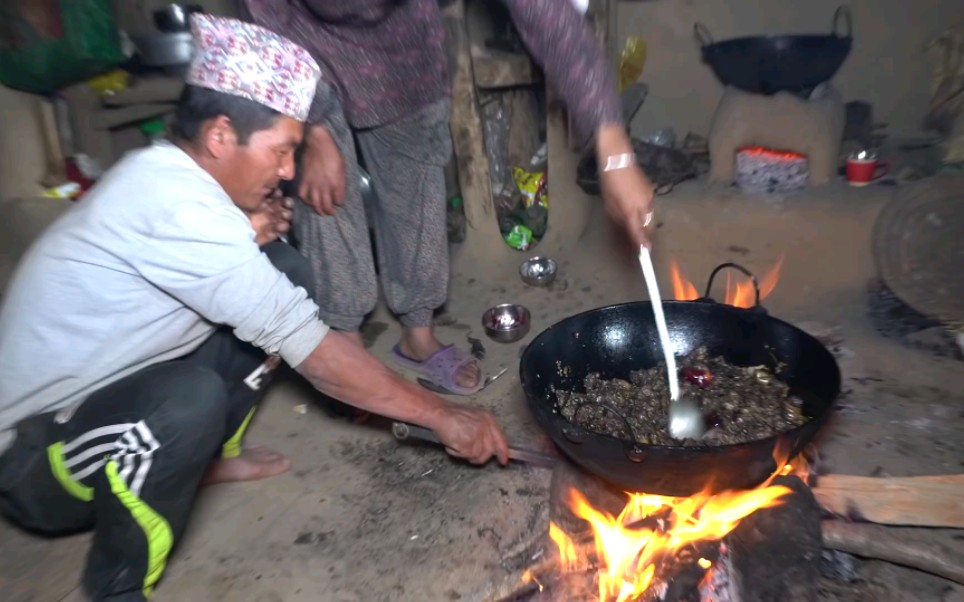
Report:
603,153,636,172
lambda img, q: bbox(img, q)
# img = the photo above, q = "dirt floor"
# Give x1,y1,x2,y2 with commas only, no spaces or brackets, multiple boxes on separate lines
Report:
1,170,962,601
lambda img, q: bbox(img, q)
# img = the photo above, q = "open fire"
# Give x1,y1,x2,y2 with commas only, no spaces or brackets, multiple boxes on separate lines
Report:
670,256,784,309
538,452,807,602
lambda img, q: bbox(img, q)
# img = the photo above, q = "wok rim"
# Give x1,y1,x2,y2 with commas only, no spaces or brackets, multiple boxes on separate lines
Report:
518,300,841,455
701,33,853,53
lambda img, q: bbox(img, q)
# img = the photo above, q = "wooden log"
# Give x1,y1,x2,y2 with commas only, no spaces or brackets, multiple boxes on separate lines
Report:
441,0,495,238
728,475,822,602
821,520,964,586
811,474,964,528
504,89,542,174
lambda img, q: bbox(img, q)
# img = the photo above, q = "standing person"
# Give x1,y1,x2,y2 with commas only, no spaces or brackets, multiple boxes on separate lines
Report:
0,14,508,601
241,0,656,396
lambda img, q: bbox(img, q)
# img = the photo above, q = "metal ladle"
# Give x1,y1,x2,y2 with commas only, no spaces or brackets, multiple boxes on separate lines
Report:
638,246,706,440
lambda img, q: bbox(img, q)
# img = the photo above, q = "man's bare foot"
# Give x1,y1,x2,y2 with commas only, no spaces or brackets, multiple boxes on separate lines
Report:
201,445,292,486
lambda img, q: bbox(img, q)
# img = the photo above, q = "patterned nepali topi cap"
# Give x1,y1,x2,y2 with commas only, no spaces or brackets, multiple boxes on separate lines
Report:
186,13,321,122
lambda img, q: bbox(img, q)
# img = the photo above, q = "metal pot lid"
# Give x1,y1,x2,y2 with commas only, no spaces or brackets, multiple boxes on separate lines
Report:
872,174,964,325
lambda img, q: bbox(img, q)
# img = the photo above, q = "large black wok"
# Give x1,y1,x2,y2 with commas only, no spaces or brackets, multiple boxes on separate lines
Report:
696,7,853,96
519,264,841,497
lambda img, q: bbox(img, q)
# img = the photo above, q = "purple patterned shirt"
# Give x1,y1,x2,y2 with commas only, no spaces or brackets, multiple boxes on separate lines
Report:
240,0,622,143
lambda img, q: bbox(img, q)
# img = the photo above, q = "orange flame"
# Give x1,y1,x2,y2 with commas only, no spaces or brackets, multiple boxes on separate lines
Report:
670,256,784,309
548,446,808,601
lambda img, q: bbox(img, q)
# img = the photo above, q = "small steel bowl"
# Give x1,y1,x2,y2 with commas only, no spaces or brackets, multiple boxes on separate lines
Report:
519,256,558,287
482,304,531,343
153,3,204,33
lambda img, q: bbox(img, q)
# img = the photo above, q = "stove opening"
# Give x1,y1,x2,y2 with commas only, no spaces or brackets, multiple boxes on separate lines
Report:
735,146,809,195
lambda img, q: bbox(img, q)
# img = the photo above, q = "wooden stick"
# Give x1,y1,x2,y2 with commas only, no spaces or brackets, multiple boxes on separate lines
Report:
475,555,595,602
440,0,494,235
821,520,964,586
476,558,552,602
37,99,66,187
811,474,964,528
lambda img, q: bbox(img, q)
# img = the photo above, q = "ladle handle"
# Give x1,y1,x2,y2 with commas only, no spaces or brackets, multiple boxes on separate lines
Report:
638,246,680,401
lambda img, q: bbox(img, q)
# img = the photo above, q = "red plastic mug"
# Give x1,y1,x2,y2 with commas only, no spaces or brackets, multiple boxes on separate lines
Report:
845,157,889,186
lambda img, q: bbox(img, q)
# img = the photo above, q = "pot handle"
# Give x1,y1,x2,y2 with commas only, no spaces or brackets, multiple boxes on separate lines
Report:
832,6,853,39
571,402,652,463
703,262,762,309
572,400,639,444
693,22,714,48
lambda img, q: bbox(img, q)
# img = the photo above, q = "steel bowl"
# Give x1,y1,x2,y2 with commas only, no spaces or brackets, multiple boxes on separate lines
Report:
519,256,557,287
482,304,531,343
131,32,195,68
153,4,204,33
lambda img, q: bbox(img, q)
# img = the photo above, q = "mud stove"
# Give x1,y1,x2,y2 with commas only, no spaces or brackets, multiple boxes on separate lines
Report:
698,8,852,194
709,86,845,194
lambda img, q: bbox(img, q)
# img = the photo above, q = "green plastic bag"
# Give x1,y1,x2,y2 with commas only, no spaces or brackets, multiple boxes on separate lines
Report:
0,0,126,94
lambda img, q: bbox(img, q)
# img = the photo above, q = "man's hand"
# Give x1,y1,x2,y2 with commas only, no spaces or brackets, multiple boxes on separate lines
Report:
248,191,294,246
299,125,346,216
596,123,656,248
431,404,510,465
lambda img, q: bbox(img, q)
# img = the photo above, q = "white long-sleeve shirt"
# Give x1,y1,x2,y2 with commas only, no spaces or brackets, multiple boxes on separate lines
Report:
0,141,329,450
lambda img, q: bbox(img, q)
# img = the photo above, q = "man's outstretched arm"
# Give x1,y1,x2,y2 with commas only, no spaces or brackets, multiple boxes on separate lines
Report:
294,330,510,466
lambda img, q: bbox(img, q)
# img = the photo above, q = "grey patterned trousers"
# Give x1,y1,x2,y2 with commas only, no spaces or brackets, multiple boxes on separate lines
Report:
288,95,453,331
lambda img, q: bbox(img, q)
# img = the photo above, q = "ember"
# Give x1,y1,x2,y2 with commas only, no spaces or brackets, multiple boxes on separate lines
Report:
734,146,809,194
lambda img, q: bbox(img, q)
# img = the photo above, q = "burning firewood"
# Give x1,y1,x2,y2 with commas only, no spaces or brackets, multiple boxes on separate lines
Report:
479,475,816,602
478,472,964,602
474,555,595,602
479,518,964,602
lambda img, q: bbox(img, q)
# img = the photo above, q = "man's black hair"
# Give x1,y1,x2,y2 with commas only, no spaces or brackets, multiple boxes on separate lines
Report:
170,85,281,145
